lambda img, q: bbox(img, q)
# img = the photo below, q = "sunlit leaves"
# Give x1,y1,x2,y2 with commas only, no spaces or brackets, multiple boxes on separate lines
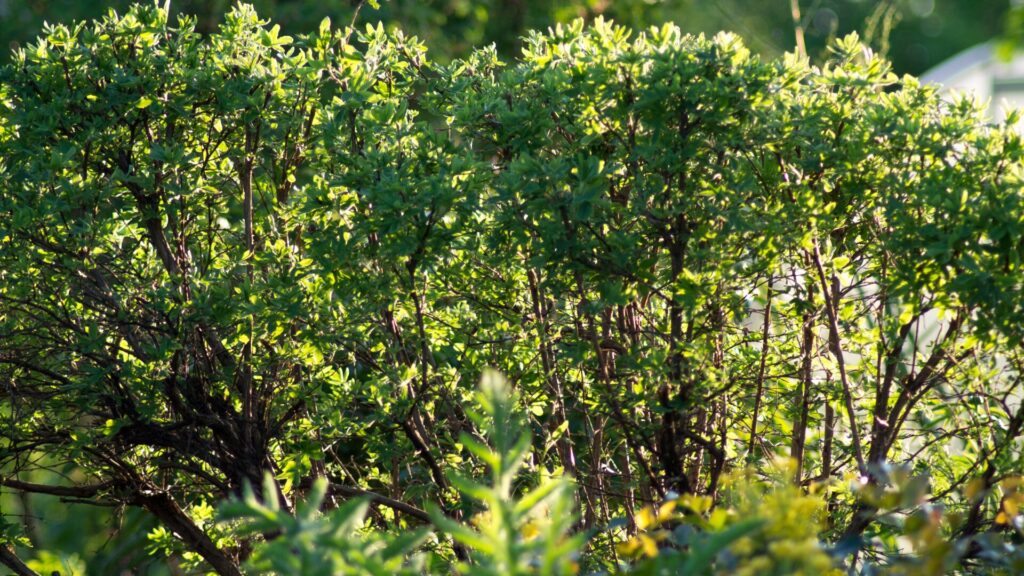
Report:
2,4,1024,575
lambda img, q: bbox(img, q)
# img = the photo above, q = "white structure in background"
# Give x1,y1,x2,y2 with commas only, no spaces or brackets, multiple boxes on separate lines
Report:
922,42,1024,121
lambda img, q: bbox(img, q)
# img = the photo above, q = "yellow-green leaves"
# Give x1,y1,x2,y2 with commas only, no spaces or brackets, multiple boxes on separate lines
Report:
4,6,1024,576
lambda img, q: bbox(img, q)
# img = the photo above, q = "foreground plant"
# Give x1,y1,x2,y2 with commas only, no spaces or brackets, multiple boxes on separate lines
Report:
429,371,584,575
218,373,582,575
218,475,427,575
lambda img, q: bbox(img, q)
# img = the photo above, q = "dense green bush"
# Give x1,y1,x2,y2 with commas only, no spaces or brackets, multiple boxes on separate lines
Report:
2,3,1024,574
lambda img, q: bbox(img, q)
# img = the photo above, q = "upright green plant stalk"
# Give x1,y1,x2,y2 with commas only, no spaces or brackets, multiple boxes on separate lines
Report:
218,474,427,575
431,371,586,575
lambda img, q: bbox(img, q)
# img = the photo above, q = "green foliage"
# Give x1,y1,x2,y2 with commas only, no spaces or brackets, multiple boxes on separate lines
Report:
219,373,583,575
1,3,1024,575
617,462,839,575
429,371,585,575
219,475,427,575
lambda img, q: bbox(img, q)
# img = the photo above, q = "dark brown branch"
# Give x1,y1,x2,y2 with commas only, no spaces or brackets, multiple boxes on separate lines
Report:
746,275,773,459
0,545,38,576
810,242,866,474
399,420,450,493
132,489,242,576
320,478,432,524
0,478,114,499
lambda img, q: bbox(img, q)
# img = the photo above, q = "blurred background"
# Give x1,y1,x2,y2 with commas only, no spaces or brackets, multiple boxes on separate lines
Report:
0,0,1013,75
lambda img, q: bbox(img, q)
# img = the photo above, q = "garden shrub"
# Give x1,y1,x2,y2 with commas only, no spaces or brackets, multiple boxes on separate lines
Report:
2,3,1024,574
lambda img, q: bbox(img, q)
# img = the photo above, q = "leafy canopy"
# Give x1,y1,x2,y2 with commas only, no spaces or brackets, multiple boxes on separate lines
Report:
1,3,1024,574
